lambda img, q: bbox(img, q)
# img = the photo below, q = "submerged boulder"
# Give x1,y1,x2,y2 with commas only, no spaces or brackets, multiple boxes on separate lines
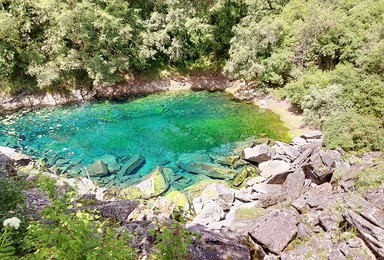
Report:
117,154,145,180
97,154,121,173
179,162,237,180
134,166,169,199
87,160,108,177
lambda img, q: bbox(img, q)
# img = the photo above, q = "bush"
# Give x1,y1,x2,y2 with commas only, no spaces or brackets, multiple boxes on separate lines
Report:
0,177,28,254
301,84,352,126
323,111,384,151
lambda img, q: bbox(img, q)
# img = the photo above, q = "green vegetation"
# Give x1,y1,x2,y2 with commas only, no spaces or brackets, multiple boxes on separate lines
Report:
0,173,195,259
1,0,383,150
356,157,384,191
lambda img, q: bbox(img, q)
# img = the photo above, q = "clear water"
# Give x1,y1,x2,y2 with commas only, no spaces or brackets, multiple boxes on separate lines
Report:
0,91,289,187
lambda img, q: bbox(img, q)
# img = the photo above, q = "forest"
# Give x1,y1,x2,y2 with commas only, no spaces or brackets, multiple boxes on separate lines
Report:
1,0,384,151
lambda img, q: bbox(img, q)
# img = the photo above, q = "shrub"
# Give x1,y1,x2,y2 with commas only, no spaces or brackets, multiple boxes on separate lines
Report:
323,111,384,151
301,84,352,126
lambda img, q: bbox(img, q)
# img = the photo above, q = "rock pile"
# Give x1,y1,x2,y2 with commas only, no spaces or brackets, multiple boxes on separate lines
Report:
1,131,384,259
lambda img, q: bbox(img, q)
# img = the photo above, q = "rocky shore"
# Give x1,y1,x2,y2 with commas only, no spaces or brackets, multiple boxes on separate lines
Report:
1,131,383,259
0,75,232,113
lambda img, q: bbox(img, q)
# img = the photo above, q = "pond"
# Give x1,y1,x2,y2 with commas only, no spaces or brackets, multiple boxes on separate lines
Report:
0,91,289,189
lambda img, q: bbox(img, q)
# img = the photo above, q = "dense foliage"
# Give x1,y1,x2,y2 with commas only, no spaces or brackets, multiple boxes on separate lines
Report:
1,0,383,151
0,173,195,259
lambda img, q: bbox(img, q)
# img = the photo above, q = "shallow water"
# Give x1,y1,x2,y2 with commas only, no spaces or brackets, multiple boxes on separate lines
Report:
0,91,289,188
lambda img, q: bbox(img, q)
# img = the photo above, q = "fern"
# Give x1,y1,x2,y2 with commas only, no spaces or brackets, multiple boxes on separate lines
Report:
0,229,16,260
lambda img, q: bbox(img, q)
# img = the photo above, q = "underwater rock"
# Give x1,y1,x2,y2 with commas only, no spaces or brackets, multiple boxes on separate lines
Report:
134,166,169,199
232,166,249,187
86,160,108,177
242,144,275,164
97,154,121,173
179,162,237,180
117,154,145,180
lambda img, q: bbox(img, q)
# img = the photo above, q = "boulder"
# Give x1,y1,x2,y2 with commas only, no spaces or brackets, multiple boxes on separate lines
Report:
179,162,237,180
250,209,299,254
290,137,307,146
183,179,226,199
97,154,120,173
232,166,249,186
343,209,384,259
235,187,260,202
187,224,251,260
252,183,283,194
164,190,190,210
134,166,169,199
192,201,224,226
117,154,145,179
302,149,339,184
283,170,305,201
301,131,322,139
94,200,139,222
222,201,267,234
273,141,300,162
242,144,275,163
0,146,31,166
343,195,384,258
319,211,342,232
200,183,235,210
258,160,292,183
86,160,108,177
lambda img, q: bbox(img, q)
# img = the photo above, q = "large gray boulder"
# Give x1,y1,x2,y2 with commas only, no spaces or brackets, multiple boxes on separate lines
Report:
250,209,299,254
301,131,323,140
343,195,384,258
192,201,224,226
117,154,145,180
283,170,305,201
242,144,275,164
302,149,340,184
188,224,251,260
86,160,108,177
179,162,237,180
200,183,235,210
258,160,292,184
0,146,31,166
273,141,300,162
97,155,121,173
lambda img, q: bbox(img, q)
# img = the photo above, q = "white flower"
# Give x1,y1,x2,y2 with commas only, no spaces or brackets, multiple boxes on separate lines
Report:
3,217,21,230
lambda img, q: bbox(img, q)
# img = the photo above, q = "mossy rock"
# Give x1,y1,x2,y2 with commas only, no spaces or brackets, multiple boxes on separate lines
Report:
117,186,143,200
236,207,267,221
232,166,249,187
164,190,190,210
134,166,169,199
183,179,226,199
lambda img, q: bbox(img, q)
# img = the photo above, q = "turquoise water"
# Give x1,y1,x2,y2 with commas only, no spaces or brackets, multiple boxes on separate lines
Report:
0,91,289,188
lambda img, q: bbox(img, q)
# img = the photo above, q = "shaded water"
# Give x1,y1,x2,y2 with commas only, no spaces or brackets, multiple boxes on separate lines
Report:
0,91,289,188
